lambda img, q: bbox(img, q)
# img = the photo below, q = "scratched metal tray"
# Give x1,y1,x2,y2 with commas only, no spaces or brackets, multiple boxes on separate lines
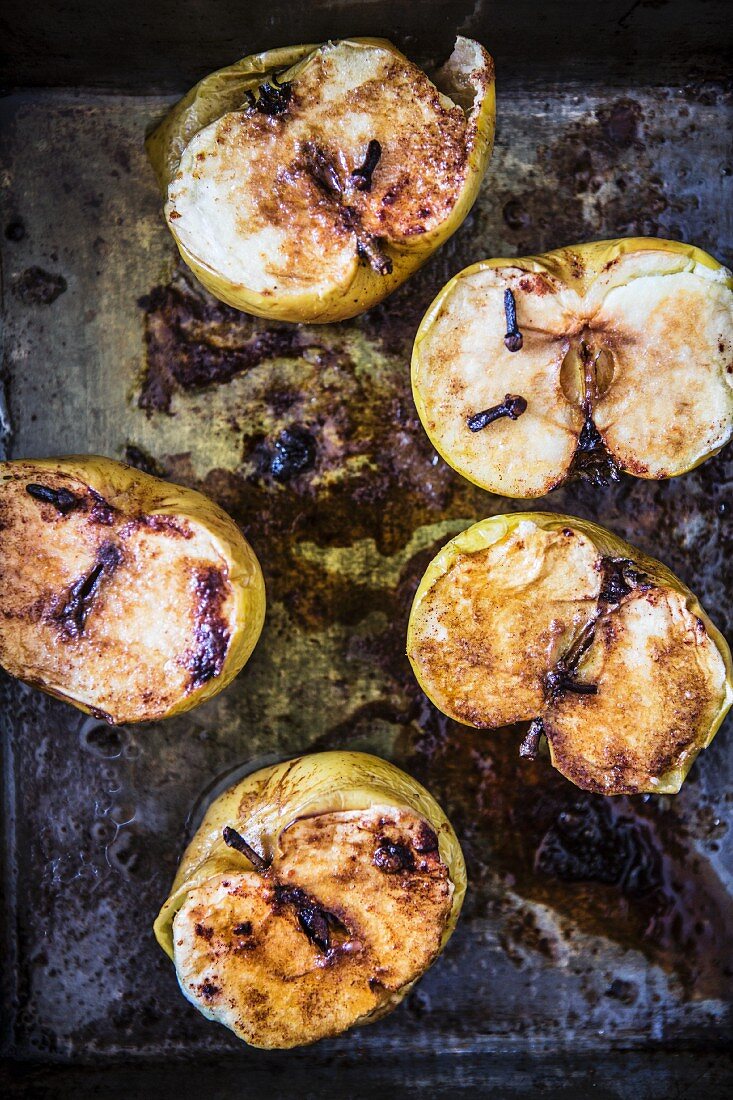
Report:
1,1,732,1095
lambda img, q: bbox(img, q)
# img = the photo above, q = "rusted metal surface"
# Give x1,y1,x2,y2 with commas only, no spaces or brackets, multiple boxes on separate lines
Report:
0,73,732,1076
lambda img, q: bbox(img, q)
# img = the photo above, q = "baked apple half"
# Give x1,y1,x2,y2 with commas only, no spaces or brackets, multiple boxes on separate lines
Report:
407,513,732,795
0,456,265,724
147,36,495,322
155,751,465,1048
412,238,733,496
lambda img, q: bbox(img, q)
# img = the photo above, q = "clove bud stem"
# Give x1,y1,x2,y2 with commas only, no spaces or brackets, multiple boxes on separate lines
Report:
351,140,382,191
26,483,80,515
503,289,523,351
467,394,527,433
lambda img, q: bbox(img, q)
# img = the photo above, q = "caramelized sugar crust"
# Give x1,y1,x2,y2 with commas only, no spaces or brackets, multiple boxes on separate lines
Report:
0,466,237,722
173,806,452,1048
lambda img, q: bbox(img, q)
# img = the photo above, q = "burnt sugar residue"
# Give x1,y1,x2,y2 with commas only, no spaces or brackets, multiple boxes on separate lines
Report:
268,427,316,482
184,565,231,690
570,412,621,487
401,701,733,1000
534,800,662,891
123,444,168,478
12,266,67,306
137,270,308,413
498,97,670,256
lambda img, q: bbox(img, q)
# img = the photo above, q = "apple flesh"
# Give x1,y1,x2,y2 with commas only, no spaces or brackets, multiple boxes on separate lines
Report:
0,456,265,724
407,513,732,795
412,239,733,497
155,752,465,1048
148,36,495,322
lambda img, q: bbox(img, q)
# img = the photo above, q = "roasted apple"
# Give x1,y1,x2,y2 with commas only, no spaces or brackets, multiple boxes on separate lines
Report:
147,36,495,322
412,238,733,497
407,513,732,795
155,751,465,1048
0,456,265,724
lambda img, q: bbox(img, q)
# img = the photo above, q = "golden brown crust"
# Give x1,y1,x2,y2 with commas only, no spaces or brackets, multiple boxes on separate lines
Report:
544,588,727,794
173,807,452,1048
0,461,255,723
407,515,730,794
409,522,600,726
167,40,478,300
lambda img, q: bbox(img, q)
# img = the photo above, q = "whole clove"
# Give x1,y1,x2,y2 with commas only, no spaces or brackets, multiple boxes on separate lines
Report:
302,141,392,275
26,482,80,515
467,394,527,433
57,542,121,638
351,140,382,192
503,289,523,352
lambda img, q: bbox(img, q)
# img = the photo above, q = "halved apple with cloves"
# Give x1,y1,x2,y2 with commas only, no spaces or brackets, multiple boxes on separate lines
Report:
147,36,495,322
0,456,265,724
412,238,733,497
407,513,732,795
154,751,465,1048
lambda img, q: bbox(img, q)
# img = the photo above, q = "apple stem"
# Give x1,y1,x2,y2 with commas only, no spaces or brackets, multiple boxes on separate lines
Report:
222,826,270,873
503,289,524,351
545,617,599,698
467,393,527,432
519,718,544,760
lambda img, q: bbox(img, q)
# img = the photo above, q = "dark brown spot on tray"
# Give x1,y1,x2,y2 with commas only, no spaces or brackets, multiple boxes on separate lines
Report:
5,219,26,242
500,97,672,252
124,444,168,478
12,267,67,306
137,272,308,414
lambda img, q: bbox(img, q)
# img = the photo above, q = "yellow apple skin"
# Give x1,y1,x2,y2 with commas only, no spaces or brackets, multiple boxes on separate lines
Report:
147,37,495,323
0,456,265,723
154,752,466,1045
407,512,733,795
412,237,733,496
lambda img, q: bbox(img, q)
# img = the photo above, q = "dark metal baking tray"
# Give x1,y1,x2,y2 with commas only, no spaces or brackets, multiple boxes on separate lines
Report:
1,1,732,1095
